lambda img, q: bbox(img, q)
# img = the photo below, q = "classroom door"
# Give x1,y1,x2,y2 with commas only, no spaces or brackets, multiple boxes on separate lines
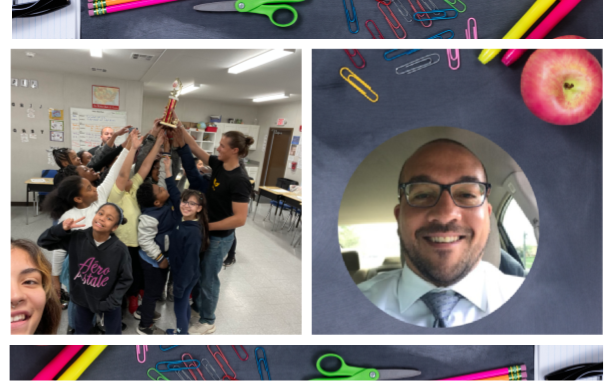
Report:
260,128,293,187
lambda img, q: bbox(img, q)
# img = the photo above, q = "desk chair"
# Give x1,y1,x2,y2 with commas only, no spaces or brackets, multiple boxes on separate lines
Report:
263,196,291,231
34,169,57,215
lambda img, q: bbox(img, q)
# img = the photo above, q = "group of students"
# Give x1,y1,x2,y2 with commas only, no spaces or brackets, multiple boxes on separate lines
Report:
11,110,255,335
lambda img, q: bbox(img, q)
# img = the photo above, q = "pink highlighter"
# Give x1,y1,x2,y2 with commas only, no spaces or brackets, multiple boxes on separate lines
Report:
502,0,583,66
89,0,179,15
33,345,85,380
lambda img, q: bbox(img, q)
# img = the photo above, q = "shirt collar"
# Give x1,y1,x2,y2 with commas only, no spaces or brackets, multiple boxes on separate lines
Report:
397,261,488,313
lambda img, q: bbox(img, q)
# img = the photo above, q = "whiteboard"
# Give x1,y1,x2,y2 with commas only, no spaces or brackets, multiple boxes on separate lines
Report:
70,108,128,151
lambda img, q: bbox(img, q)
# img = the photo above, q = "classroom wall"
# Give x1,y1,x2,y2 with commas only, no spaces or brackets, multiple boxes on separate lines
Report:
141,96,259,130
11,69,143,202
251,101,302,188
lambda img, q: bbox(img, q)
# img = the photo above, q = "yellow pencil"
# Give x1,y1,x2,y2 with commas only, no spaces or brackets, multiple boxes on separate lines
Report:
58,345,108,380
479,0,557,64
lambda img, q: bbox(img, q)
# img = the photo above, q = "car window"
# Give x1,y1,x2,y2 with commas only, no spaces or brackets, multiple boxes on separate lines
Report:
339,223,399,269
500,197,538,271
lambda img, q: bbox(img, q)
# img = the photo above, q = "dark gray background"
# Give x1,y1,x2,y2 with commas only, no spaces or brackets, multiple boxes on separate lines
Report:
10,345,534,380
312,49,603,334
80,0,602,39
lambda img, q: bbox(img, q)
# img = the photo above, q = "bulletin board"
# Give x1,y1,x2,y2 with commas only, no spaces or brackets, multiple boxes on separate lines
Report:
10,345,534,380
70,108,128,151
312,49,603,334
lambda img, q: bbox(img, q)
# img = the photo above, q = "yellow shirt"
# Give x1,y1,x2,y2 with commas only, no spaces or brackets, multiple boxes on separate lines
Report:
108,173,144,247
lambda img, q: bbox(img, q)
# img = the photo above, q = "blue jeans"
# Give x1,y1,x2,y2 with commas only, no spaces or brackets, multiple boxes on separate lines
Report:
195,232,235,324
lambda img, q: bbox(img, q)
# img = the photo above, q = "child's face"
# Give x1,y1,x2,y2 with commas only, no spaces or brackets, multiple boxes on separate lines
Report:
152,184,169,206
76,165,100,183
78,178,99,206
68,150,82,166
180,195,203,219
92,205,120,234
81,152,93,165
11,248,46,335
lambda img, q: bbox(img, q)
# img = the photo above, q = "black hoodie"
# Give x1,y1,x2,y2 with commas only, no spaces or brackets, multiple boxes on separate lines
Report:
38,224,133,313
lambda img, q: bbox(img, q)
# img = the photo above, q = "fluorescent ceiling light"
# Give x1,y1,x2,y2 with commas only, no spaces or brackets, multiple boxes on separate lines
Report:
229,49,296,74
179,84,201,95
90,49,103,58
253,93,289,103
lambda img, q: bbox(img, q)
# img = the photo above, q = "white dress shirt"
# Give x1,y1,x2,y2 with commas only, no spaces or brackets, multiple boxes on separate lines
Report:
358,260,524,327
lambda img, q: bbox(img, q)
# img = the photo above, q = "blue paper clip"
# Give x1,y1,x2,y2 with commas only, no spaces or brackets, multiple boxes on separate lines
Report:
255,347,271,380
384,49,421,61
159,345,178,351
147,368,170,381
412,8,457,21
427,29,454,39
156,360,201,373
342,0,359,34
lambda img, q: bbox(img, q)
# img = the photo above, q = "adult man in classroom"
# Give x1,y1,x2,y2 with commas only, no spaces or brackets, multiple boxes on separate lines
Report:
88,127,116,156
358,139,524,328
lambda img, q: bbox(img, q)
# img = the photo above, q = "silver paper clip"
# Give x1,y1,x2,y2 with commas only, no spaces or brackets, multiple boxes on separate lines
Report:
396,53,440,75
202,357,222,380
447,49,460,70
255,347,271,380
421,0,443,15
427,29,454,39
391,0,412,23
137,345,148,363
465,17,477,39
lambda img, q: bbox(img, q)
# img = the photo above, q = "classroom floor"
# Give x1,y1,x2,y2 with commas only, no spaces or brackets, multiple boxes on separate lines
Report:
11,197,302,335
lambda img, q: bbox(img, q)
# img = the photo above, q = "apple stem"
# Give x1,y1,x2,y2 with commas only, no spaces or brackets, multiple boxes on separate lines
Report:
564,82,574,90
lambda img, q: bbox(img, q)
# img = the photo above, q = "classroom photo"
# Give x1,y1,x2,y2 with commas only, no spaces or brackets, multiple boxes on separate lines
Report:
12,0,602,39
11,48,303,335
312,48,602,334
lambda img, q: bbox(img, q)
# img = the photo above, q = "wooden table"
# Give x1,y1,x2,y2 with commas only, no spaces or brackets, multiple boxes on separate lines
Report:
25,178,54,225
252,186,302,230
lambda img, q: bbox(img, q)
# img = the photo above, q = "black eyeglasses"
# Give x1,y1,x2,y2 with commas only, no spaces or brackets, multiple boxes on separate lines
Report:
398,181,491,208
545,362,602,380
13,0,70,18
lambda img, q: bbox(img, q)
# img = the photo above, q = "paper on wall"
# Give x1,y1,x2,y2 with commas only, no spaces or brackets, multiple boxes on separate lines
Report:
295,144,302,158
21,133,29,143
29,133,37,139
297,158,302,169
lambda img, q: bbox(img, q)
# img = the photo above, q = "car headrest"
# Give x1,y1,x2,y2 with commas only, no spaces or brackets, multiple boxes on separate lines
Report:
482,212,501,268
342,251,360,273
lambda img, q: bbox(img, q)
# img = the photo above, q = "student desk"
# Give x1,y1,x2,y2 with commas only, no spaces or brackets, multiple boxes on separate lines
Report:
10,345,534,380
252,186,302,224
24,178,54,225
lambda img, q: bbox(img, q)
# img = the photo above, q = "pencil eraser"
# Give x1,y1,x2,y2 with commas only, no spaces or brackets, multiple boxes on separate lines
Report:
521,364,527,372
87,3,93,8
521,372,527,379
88,9,94,15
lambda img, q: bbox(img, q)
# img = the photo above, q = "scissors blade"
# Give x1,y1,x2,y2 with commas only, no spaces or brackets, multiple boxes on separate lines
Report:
378,369,422,380
193,1,237,12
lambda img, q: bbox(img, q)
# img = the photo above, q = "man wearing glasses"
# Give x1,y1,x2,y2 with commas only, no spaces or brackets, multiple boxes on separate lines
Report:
359,139,523,328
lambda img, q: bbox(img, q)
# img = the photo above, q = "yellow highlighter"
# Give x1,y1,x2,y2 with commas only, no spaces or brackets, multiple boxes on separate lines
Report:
58,345,108,380
479,0,557,64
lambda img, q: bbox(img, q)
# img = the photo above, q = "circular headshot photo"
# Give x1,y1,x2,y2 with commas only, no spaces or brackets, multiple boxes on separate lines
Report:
338,126,538,328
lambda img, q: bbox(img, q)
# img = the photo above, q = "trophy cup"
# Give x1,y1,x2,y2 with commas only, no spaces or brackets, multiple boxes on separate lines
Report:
160,78,183,128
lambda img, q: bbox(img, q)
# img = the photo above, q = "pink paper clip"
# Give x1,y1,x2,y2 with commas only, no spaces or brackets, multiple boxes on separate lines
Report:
344,49,366,69
406,0,432,27
208,345,238,380
378,1,407,39
365,19,385,38
447,49,460,70
465,17,477,39
182,353,206,380
136,345,148,364
232,345,249,361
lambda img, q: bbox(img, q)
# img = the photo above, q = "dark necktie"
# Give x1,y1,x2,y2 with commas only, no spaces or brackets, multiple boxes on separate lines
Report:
420,290,463,328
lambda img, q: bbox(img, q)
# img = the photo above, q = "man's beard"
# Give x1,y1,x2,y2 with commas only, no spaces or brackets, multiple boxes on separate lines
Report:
399,229,488,287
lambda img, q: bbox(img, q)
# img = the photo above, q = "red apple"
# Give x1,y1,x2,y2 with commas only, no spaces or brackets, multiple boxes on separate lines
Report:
520,49,602,125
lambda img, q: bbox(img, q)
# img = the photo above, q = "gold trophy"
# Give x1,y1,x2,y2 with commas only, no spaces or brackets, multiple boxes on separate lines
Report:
160,78,182,128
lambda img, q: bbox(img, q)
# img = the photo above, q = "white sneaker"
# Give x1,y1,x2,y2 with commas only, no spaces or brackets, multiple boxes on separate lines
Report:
188,321,216,335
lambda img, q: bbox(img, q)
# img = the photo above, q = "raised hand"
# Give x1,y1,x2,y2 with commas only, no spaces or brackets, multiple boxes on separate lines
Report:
150,118,163,138
115,126,131,137
62,216,86,231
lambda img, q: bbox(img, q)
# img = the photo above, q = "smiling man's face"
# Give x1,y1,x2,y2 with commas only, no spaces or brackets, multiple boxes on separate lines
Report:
395,141,491,287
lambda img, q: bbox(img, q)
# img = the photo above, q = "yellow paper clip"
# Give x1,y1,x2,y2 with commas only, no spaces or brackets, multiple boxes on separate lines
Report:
340,67,379,103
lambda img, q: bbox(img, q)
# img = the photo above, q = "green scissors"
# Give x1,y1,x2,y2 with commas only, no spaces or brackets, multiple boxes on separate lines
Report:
312,354,421,380
193,0,304,27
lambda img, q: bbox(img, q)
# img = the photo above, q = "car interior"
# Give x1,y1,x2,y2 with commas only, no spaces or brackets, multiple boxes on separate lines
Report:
338,126,539,285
